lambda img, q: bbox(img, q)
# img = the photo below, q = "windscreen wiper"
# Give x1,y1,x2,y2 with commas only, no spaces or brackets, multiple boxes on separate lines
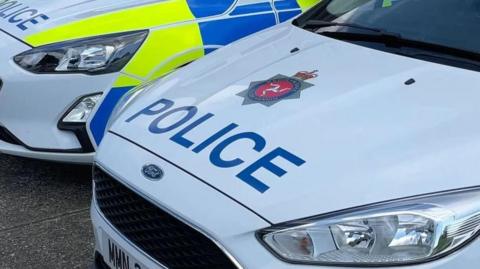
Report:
302,20,403,46
301,20,387,34
302,20,480,68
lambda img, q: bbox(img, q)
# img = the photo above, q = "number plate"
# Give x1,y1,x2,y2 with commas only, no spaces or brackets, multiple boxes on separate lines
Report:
102,231,149,269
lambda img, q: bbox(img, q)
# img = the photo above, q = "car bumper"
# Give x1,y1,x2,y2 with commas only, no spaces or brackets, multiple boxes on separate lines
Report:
0,139,94,163
0,30,118,161
91,133,480,269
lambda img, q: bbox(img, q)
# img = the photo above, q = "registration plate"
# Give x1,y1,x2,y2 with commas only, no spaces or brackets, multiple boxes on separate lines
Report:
102,232,149,269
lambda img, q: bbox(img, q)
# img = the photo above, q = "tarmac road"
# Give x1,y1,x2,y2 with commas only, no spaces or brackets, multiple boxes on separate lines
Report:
0,154,94,269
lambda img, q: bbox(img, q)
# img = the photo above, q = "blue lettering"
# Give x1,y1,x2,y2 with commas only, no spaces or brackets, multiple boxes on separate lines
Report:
170,113,214,148
0,1,49,31
130,99,307,193
237,147,306,193
9,9,36,23
126,98,174,122
149,106,197,134
17,13,49,30
210,132,266,168
0,5,22,18
192,123,238,153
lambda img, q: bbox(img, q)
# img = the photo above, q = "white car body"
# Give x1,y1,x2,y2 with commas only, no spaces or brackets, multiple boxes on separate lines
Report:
0,0,153,163
91,17,480,269
0,0,315,163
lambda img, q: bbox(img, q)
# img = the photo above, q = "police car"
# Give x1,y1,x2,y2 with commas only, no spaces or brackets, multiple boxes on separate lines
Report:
0,0,317,163
92,0,480,268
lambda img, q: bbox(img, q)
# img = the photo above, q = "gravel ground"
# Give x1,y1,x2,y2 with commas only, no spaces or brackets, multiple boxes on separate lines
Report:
0,154,94,269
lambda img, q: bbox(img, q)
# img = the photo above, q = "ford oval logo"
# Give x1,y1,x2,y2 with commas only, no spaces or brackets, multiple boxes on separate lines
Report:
142,164,164,181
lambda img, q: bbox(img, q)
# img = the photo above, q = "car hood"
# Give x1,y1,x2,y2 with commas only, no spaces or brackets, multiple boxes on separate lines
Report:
109,23,480,224
0,0,162,41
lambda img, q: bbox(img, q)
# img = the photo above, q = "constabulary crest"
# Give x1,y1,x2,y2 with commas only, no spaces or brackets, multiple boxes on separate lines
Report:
237,70,318,107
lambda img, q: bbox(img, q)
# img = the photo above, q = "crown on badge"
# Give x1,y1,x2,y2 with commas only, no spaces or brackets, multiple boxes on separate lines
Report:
294,70,318,81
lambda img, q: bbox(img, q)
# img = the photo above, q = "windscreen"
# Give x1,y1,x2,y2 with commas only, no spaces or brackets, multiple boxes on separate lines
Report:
297,0,480,54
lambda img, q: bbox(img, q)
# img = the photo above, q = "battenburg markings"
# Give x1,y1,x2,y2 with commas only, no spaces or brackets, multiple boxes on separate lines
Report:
126,98,306,193
0,0,49,31
237,70,318,107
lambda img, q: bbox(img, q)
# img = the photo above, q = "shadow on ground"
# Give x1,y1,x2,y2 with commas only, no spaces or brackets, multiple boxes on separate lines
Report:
0,154,94,269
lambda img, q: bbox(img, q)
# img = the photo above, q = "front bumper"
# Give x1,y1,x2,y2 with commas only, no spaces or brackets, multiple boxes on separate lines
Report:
91,133,271,269
0,139,94,163
91,133,480,269
0,30,118,162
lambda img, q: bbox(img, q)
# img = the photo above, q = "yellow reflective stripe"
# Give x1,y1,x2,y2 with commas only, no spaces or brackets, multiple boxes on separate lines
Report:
113,74,143,88
25,0,195,46
148,48,204,80
297,0,321,11
124,22,204,78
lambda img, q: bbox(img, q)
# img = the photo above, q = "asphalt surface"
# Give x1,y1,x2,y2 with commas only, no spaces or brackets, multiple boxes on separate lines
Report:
0,154,94,269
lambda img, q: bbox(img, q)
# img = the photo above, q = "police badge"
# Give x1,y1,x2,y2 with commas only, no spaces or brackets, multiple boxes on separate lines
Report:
237,70,318,107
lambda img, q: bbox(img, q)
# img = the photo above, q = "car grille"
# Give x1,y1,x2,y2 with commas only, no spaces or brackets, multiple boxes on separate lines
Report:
0,126,21,146
94,167,238,269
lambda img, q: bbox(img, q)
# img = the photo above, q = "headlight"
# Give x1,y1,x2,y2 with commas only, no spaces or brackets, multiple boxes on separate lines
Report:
258,188,480,266
14,31,148,74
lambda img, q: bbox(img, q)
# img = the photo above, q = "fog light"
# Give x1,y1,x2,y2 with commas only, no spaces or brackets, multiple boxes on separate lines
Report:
63,94,102,123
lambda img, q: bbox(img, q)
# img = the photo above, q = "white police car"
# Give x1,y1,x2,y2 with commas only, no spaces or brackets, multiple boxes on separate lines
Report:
0,0,316,163
91,0,480,268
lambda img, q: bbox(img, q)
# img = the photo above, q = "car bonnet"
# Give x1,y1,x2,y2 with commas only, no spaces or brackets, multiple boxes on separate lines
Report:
107,23,480,224
0,0,174,46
